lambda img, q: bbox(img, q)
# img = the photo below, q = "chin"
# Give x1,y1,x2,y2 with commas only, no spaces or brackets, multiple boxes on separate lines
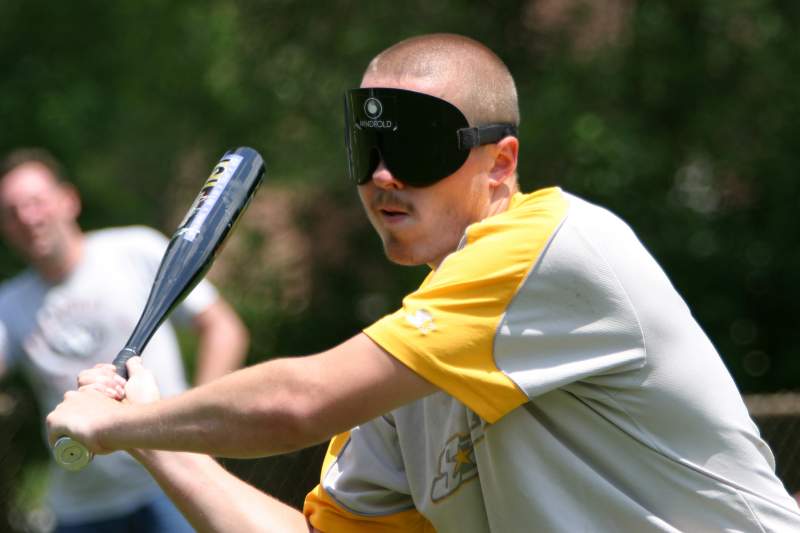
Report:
383,243,427,267
384,250,418,266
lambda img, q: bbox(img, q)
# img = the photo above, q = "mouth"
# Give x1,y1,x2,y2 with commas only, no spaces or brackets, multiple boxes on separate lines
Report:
380,206,407,216
369,190,414,225
376,204,412,225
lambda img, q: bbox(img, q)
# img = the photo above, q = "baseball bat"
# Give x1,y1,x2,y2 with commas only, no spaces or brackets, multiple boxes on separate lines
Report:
53,146,265,471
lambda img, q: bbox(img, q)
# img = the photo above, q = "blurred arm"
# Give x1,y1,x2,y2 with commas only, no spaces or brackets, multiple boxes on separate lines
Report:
191,298,249,385
0,323,9,381
133,450,314,533
0,354,9,413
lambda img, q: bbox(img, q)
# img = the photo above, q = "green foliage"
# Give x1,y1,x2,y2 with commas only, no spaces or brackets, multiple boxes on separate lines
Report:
0,0,798,458
2,0,800,521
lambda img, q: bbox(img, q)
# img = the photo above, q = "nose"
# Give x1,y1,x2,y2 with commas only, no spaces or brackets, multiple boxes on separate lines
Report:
370,160,404,190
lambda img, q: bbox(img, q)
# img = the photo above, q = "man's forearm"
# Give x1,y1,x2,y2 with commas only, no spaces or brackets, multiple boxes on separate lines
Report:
103,357,327,457
132,449,311,533
93,334,434,458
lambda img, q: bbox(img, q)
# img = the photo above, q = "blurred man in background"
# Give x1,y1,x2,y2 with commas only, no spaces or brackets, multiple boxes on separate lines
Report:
0,148,249,532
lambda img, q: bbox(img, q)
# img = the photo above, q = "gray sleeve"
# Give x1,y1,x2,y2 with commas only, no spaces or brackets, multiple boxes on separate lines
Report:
322,415,416,516
494,214,647,399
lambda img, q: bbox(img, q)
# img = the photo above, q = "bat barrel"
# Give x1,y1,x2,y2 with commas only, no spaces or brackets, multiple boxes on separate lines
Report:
51,147,265,471
120,146,265,363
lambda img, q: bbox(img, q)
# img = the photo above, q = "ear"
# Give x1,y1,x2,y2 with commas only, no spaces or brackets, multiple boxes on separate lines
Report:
60,183,82,220
487,136,519,189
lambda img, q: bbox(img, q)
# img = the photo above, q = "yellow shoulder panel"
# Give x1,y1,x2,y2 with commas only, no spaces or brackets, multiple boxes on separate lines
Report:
364,188,568,423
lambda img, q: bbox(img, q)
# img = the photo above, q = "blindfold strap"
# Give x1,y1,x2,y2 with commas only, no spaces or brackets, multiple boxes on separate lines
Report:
457,124,518,151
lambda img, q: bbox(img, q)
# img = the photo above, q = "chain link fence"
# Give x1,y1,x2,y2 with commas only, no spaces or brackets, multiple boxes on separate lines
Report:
2,389,799,531
744,392,800,496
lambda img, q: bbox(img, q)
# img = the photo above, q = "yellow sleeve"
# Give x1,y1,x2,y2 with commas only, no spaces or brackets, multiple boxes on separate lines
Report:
303,434,435,532
364,188,568,423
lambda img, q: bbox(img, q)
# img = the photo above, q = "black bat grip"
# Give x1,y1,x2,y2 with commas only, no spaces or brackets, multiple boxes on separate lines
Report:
112,348,139,380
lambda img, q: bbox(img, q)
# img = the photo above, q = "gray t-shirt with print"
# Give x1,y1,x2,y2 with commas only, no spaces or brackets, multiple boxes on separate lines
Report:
0,226,217,523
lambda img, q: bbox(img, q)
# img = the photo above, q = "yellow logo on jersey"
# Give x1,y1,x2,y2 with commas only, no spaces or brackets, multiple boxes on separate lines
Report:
404,308,435,334
430,432,478,502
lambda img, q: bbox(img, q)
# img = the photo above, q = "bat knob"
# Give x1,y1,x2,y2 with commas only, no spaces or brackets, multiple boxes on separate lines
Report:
53,437,93,471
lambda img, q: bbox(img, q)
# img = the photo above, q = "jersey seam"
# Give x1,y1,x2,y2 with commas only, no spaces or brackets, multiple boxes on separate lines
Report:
736,492,768,533
568,196,652,448
570,204,648,373
490,188,569,403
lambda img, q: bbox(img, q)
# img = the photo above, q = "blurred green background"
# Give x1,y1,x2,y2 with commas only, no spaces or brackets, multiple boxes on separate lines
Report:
1,0,799,529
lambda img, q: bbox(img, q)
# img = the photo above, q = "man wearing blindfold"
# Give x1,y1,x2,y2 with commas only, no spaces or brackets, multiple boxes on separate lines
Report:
46,33,800,532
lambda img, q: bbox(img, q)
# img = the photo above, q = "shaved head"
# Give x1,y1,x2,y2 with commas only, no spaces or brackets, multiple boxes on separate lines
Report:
362,33,519,127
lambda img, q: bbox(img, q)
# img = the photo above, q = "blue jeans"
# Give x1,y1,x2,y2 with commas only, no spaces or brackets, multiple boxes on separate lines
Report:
55,492,193,533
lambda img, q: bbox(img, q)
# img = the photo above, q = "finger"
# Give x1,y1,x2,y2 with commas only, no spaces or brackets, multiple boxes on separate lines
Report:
64,390,79,401
79,382,125,400
65,387,107,402
124,357,161,404
45,413,62,447
78,369,107,387
78,373,110,388
89,365,126,383
126,356,144,376
78,368,126,388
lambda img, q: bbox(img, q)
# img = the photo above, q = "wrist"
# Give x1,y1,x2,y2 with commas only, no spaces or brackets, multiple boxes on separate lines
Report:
129,446,177,471
129,447,159,466
97,401,145,452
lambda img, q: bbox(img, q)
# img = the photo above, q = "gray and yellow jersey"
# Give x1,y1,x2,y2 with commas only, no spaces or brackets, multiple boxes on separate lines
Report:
304,188,800,532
